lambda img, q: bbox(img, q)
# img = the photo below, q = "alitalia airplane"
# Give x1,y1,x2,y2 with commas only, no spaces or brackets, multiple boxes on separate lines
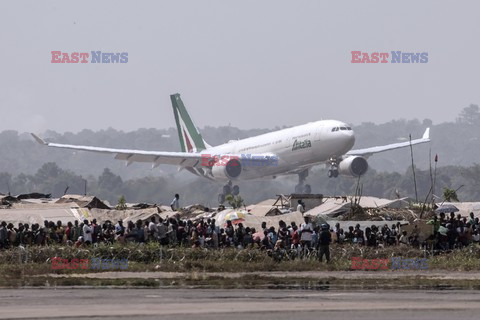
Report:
32,93,430,203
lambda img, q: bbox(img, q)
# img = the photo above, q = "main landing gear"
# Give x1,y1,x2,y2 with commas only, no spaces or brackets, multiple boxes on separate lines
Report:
218,180,240,204
294,169,312,194
327,157,339,178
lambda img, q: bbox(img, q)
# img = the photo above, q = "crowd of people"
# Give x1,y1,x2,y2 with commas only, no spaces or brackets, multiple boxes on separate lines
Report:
0,211,478,260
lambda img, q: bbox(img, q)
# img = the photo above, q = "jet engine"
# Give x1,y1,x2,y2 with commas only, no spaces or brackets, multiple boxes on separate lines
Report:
338,156,368,177
211,158,242,181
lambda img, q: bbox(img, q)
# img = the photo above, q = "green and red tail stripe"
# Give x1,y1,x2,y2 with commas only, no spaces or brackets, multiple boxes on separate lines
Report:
170,93,210,153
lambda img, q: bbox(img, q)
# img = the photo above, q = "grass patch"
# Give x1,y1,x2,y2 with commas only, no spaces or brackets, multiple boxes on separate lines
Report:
0,243,479,280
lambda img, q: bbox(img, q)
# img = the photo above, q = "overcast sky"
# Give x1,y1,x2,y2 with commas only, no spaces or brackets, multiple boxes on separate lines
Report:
1,0,479,134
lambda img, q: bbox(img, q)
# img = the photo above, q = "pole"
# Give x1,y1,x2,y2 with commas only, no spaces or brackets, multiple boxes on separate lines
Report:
409,134,418,202
433,154,438,206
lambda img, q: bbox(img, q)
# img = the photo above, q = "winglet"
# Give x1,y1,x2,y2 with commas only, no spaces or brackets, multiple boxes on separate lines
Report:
31,133,47,145
422,127,430,140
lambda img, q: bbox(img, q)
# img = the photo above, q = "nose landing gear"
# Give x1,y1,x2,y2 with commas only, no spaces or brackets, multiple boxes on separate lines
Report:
327,157,339,178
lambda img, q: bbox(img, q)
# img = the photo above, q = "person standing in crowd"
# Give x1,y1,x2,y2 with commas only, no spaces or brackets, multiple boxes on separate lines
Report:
115,220,125,243
42,220,50,245
157,218,168,245
225,220,235,247
65,222,73,242
55,221,64,244
170,194,180,211
468,212,475,225
0,222,7,249
399,230,409,246
300,216,314,248
91,219,100,244
317,223,332,262
7,223,16,247
296,200,305,213
148,217,157,241
353,223,365,245
15,224,25,246
72,220,82,242
82,219,93,245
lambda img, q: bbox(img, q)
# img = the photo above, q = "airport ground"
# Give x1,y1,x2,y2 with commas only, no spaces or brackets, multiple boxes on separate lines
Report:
1,287,480,320
1,269,480,319
2,260,480,319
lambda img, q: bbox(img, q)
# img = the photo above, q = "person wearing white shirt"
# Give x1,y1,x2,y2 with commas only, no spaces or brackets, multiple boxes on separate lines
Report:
148,217,157,240
82,220,93,245
296,200,305,213
170,194,180,211
473,231,480,243
300,216,314,247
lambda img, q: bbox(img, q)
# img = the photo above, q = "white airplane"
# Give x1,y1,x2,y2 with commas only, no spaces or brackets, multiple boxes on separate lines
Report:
32,93,430,203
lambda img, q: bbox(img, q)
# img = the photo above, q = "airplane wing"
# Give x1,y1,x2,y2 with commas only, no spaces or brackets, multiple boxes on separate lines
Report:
30,133,276,169
346,128,430,158
31,133,203,168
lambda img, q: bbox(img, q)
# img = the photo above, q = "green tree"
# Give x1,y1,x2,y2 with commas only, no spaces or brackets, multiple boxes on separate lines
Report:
98,168,123,190
443,187,459,202
225,194,244,209
457,104,480,125
34,162,62,182
116,195,127,210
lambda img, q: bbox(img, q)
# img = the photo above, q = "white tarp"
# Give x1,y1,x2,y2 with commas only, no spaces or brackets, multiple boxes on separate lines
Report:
246,198,284,217
305,196,411,218
0,204,80,225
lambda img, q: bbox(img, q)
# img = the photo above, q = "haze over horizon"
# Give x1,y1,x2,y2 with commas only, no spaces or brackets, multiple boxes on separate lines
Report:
1,0,479,134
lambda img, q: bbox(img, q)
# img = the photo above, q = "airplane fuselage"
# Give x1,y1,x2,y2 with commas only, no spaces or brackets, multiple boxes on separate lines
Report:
199,120,355,180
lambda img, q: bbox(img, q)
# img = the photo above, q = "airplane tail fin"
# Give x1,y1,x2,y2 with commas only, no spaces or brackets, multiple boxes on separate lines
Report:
170,93,210,153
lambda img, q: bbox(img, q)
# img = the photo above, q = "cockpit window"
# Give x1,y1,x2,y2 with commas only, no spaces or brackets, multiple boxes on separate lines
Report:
332,126,352,132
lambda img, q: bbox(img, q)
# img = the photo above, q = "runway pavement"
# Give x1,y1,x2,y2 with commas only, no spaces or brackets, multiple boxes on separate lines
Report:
1,288,480,319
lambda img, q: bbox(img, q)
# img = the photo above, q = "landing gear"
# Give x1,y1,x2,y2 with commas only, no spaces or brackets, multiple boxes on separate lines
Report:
304,184,311,194
232,185,240,196
294,170,312,194
328,157,339,178
218,180,240,204
328,169,338,178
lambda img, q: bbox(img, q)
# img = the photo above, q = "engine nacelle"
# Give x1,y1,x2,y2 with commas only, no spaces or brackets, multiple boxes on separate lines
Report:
211,158,242,181
338,156,368,177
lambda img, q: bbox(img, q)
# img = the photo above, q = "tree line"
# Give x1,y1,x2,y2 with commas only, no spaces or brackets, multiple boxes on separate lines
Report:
0,104,479,180
1,161,479,206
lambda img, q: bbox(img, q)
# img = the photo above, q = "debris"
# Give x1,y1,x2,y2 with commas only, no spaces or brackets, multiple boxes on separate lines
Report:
56,194,110,210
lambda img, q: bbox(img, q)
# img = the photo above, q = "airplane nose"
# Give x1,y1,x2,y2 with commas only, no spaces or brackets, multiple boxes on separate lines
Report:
349,131,355,146
344,130,355,148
